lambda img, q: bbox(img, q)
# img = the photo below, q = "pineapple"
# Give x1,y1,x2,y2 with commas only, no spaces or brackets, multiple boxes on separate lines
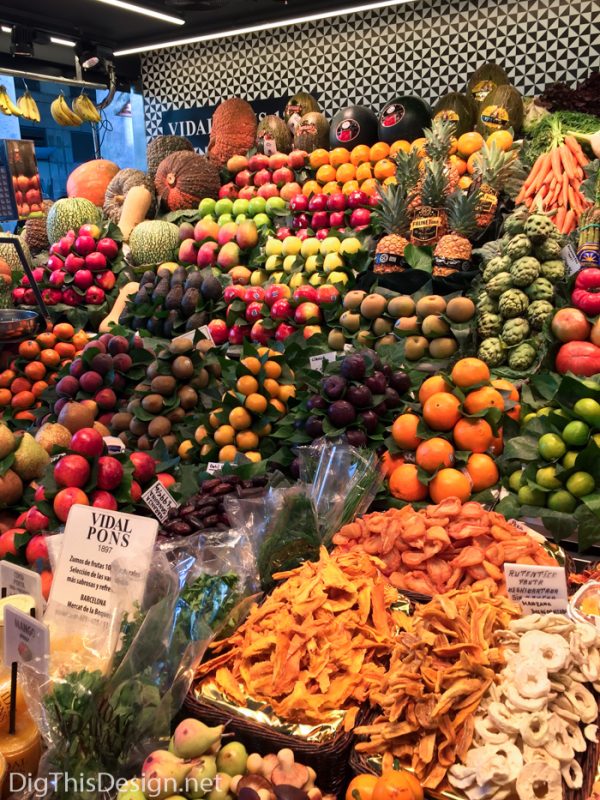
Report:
434,188,481,276
474,143,519,227
410,160,449,246
409,119,459,216
373,182,411,273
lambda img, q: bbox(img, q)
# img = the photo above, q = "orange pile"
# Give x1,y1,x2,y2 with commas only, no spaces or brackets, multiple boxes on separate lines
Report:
386,358,520,504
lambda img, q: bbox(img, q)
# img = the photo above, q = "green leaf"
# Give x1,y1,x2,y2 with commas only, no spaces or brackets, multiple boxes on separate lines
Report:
403,244,433,272
503,434,540,462
0,452,15,477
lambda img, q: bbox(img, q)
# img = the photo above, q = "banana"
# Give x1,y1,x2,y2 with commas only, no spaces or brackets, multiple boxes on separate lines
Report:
17,91,40,122
51,94,82,126
72,93,101,123
0,86,21,116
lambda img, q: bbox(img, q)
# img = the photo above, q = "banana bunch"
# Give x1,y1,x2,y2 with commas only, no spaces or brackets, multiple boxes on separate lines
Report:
72,93,101,123
50,94,82,127
16,91,40,122
0,86,22,116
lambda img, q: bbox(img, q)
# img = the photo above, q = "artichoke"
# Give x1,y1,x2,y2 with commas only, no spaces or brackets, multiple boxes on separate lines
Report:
504,209,529,237
477,292,498,314
483,255,512,282
499,289,529,319
540,259,566,283
478,312,503,338
501,317,530,346
508,342,537,370
487,271,513,298
527,299,554,330
525,214,555,242
525,277,554,302
510,256,541,287
478,337,506,367
535,238,562,261
507,234,533,261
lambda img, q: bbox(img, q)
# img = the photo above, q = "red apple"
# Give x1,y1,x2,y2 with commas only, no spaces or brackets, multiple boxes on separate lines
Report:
90,490,118,510
85,251,107,271
223,285,246,303
79,224,101,238
245,301,263,323
238,185,257,200
157,473,176,489
218,182,238,199
290,194,309,212
327,192,347,211
317,285,341,305
296,229,310,241
207,319,229,345
248,153,270,172
25,508,50,533
12,287,26,303
293,285,318,304
62,288,82,306
95,271,116,291
293,213,310,230
303,325,322,339
309,194,329,212
96,238,119,260
130,451,156,484
244,286,265,303
271,298,293,320
280,182,303,201
73,269,94,290
228,323,251,345
294,302,321,324
64,253,85,274
551,307,592,343
269,152,289,170
368,194,381,207
130,481,142,502
257,183,279,199
311,211,329,229
276,227,292,241
49,270,66,288
272,167,294,186
71,427,104,457
275,322,296,341
347,190,368,208
85,286,105,305
32,267,44,282
235,170,253,188
250,320,271,345
264,284,290,306
75,235,96,256
316,228,330,240
25,534,49,563
34,485,46,503
42,288,62,305
47,254,64,271
96,456,124,490
54,454,91,488
329,211,346,228
350,208,372,228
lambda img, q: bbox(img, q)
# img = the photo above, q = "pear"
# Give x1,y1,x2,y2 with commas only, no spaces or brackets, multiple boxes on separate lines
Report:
57,401,96,434
117,779,147,800
0,469,23,507
0,425,15,459
184,756,217,800
207,774,232,800
216,743,248,777
35,423,71,455
141,750,194,800
172,719,224,759
12,433,50,481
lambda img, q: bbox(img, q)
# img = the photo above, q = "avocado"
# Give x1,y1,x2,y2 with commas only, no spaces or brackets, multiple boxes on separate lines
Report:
201,275,222,301
146,317,165,336
185,271,204,290
185,311,209,331
181,287,200,317
165,285,184,311
140,270,157,286
151,279,170,302
163,309,181,338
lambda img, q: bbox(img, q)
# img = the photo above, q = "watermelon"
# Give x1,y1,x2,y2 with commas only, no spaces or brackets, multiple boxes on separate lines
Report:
377,97,431,143
330,106,378,148
46,198,102,244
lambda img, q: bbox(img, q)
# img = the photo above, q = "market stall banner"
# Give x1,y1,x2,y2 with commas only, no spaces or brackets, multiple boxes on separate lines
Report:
161,96,289,153
141,0,599,141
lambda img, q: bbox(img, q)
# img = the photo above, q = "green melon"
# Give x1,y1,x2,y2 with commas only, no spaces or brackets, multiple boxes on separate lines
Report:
466,63,510,106
46,198,102,244
432,92,476,137
256,115,292,154
477,84,524,137
284,92,320,122
129,220,180,267
293,112,329,152
0,233,31,272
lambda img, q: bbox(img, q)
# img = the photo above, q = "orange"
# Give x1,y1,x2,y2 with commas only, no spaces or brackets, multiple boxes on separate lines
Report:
372,771,423,800
214,424,235,446
24,361,46,382
388,464,428,502
418,375,451,406
356,162,373,182
257,422,272,437
218,444,238,462
458,175,473,190
370,142,390,162
269,398,286,415
264,359,282,379
14,410,36,422
361,178,379,196
71,330,89,351
346,774,378,800
457,131,484,157
316,164,337,184
209,407,223,428
451,358,490,388
429,468,472,504
374,159,396,180
11,390,35,410
18,340,40,360
53,322,75,341
466,453,499,491
449,154,468,176
245,393,268,414
380,450,404,478
383,176,397,186
322,180,341,195
453,417,494,453
463,386,505,415
10,377,31,394
423,393,461,431
55,342,76,359
411,137,427,157
0,370,15,388
487,130,513,151
0,388,10,407
309,149,330,169
467,151,483,174
389,140,411,157
263,378,280,397
336,163,356,183
31,380,48,398
350,144,371,166
415,438,455,473
330,147,350,168
491,378,521,420
244,451,262,463
229,407,252,431
241,356,261,375
236,430,259,451
302,180,322,197
391,413,422,450
236,375,259,396
490,428,504,455
36,332,57,349
342,180,360,195
278,385,296,402
40,349,60,368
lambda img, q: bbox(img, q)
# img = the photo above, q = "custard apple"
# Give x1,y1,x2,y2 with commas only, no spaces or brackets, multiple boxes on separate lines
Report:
501,317,530,346
487,272,513,298
527,299,554,330
477,293,498,314
540,259,566,282
507,234,533,261
478,312,503,338
478,337,506,367
499,289,529,319
535,238,562,261
510,256,540,287
525,214,555,242
504,209,529,237
525,277,554,302
508,342,537,370
483,255,512,282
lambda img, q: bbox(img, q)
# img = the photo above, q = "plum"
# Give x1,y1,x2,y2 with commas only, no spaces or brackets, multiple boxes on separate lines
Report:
328,400,356,427
307,394,327,411
382,363,393,378
346,428,367,447
340,353,366,380
372,401,388,417
321,374,346,400
346,384,372,408
305,417,324,438
385,387,402,409
359,410,379,433
365,371,387,395
390,370,411,394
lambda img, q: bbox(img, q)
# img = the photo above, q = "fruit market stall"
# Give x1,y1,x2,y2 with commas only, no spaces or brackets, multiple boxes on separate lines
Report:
0,57,598,800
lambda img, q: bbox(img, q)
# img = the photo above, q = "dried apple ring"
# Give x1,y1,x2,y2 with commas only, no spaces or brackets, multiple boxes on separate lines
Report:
513,658,551,699
520,711,549,747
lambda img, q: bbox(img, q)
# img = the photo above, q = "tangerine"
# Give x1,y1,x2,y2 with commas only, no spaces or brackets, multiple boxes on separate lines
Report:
241,356,262,375
415,438,455,473
244,451,262,463
457,131,484,157
453,417,494,453
341,180,360,195
350,145,371,166
24,361,46,382
263,378,280,397
372,771,423,800
423,393,461,431
370,142,390,162
336,163,356,183
18,340,40,360
418,375,451,406
278,385,296,402
361,178,379,196
31,380,48,398
316,164,337,184
0,389,10,406
411,137,427,157
330,147,350,168
374,159,396,180
236,430,259,451
236,375,259,396
458,175,473,190
466,453,499,491
245,393,268,414
11,390,35,409
449,154,468,175
490,428,504,455
14,410,36,422
209,407,223,428
53,322,75,341
309,149,330,169
463,386,505,414
388,464,428,502
40,349,60,368
450,357,490,388
322,180,341,195
356,162,373,182
0,369,15,388
219,445,238,462
346,774,378,800
264,359,282,379
214,424,236,446
383,176,398,186
10,377,31,394
36,332,57,349
389,140,411,156
467,151,483,174
270,398,286,415
302,180,322,197
380,450,404,478
429,468,472,504
71,330,89,350
229,407,252,430
491,378,521,420
55,342,76,359
391,413,422,450
486,130,513,151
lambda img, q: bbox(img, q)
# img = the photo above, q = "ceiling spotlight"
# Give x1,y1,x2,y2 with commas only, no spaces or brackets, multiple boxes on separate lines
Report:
10,26,34,56
76,41,112,70
1,26,11,34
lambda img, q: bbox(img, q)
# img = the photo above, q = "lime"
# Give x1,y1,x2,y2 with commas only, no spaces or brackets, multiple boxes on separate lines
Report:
562,451,579,470
547,490,578,513
536,466,562,490
566,471,595,497
553,409,569,419
574,398,600,428
562,420,590,447
522,412,536,424
538,433,566,461
537,407,553,417
518,485,546,506
509,470,524,492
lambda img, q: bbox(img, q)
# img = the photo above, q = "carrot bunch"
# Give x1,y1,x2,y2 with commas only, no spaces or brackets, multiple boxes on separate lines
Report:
516,135,591,233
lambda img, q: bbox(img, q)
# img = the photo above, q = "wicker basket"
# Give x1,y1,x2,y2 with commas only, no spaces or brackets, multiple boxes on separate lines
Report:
183,691,360,796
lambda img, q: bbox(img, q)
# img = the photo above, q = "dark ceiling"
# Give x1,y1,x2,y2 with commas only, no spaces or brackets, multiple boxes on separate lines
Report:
0,0,371,86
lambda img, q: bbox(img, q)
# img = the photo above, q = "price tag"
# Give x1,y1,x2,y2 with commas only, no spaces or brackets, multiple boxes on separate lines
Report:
172,326,214,346
309,351,338,372
206,462,224,475
0,563,43,619
47,504,157,621
562,244,580,276
4,607,50,676
103,435,126,454
199,325,214,344
504,563,568,614
142,480,180,523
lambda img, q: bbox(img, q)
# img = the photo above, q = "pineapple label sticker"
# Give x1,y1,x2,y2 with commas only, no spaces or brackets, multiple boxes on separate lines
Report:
47,504,158,624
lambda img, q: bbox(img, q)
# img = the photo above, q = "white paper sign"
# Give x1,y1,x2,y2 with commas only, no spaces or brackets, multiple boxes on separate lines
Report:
562,244,580,276
172,326,214,346
142,481,180,522
309,351,339,372
0,563,43,619
206,462,223,476
504,563,568,614
103,435,126,454
4,606,50,675
47,504,158,622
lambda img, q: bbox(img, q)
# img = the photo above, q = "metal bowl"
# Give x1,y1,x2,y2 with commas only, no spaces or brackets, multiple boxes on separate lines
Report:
0,310,41,341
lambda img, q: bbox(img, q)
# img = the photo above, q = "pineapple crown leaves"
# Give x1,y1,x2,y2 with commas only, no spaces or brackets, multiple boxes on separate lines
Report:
473,142,523,194
394,148,421,194
423,118,455,161
447,187,483,238
374,182,411,236
421,159,450,208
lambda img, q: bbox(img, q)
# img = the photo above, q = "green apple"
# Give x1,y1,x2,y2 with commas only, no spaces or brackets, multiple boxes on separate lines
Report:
253,212,270,228
199,198,216,217
235,214,247,223
266,196,286,213
248,197,267,216
232,198,250,216
217,213,233,226
214,198,233,217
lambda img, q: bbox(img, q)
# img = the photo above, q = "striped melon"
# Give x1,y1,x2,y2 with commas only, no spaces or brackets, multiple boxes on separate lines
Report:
129,220,180,267
46,198,102,244
0,233,31,271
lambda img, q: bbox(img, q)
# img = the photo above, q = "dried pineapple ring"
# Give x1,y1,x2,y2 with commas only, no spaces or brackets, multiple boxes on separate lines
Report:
561,760,583,789
518,630,570,672
487,701,523,735
565,682,598,723
545,716,575,763
520,711,549,747
513,658,550,699
516,762,562,800
474,716,511,745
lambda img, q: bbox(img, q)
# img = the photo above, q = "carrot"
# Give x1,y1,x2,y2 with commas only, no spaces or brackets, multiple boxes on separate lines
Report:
558,144,576,181
564,135,589,167
562,172,569,208
568,186,582,216
532,153,552,191
575,166,584,180
555,206,567,231
551,148,562,182
523,153,546,189
550,181,562,204
562,209,576,234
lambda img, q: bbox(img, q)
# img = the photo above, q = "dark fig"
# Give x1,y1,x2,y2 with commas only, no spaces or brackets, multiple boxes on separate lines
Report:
385,387,402,408
328,399,356,427
340,353,366,380
307,394,327,411
346,428,367,447
390,370,411,394
346,384,373,408
365,370,387,394
321,374,347,400
360,409,379,433
305,416,324,438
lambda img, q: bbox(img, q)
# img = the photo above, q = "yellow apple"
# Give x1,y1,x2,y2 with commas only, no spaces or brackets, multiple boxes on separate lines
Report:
272,271,284,282
250,269,267,285
305,255,320,274
320,236,342,256
309,273,325,286
265,238,283,257
265,255,282,272
283,255,298,273
301,237,320,258
323,252,344,272
282,236,302,256
289,272,307,289
328,270,349,285
340,237,362,255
